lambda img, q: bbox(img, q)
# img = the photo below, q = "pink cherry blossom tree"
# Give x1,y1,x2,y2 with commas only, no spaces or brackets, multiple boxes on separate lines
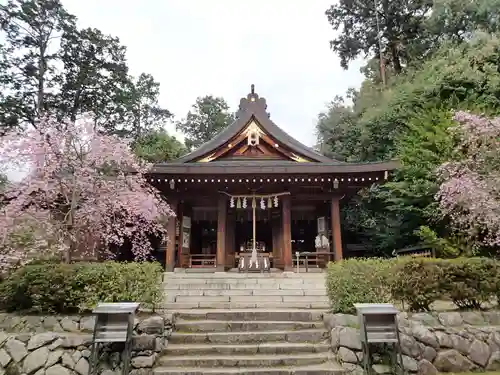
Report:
0,115,174,270
436,111,500,247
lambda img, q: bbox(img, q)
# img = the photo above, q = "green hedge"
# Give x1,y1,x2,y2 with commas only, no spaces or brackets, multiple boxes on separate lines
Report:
390,258,447,311
326,257,500,313
325,258,396,314
0,261,163,314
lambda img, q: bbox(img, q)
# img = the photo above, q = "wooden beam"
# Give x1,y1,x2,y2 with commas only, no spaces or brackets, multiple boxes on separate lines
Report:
282,195,292,270
216,195,227,271
176,202,184,268
165,198,179,272
330,197,343,261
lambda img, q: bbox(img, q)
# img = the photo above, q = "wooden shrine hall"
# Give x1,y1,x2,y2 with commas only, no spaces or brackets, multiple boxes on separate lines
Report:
149,85,398,272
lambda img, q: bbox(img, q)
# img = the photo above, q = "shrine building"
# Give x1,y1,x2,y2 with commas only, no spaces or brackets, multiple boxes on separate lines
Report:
149,86,398,272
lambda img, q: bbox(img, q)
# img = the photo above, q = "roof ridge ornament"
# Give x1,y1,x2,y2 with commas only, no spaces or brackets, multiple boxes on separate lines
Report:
236,84,270,119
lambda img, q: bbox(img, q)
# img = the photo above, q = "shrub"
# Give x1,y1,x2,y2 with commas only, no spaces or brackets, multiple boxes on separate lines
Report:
389,257,445,312
440,257,498,309
0,261,163,314
0,263,79,313
326,258,395,314
72,262,163,311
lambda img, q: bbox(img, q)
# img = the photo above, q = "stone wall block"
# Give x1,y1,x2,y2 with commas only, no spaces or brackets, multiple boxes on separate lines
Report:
434,349,476,372
137,317,164,335
450,334,472,355
5,338,28,362
486,351,500,371
402,355,418,372
400,333,421,358
330,326,342,350
468,339,491,367
23,346,49,375
0,313,166,375
338,327,362,351
337,347,358,363
417,359,437,375
438,312,463,326
326,311,500,374
435,331,453,348
412,326,439,349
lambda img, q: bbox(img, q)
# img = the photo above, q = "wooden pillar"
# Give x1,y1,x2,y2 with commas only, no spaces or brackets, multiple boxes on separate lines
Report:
330,197,343,261
282,195,292,271
225,212,235,268
216,195,227,271
176,202,183,268
165,198,179,272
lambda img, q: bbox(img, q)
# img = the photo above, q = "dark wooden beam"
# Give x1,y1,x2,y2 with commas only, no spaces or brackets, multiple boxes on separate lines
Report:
165,198,179,272
330,197,343,261
216,195,227,271
282,195,292,271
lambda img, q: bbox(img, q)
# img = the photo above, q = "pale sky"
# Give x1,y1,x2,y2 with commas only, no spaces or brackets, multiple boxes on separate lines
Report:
62,0,365,148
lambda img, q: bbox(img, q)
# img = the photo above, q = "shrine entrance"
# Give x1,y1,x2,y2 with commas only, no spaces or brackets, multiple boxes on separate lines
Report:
148,85,398,272
226,193,288,272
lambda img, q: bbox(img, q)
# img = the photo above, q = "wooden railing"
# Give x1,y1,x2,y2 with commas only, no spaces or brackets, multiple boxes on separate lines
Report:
189,254,217,268
294,251,335,272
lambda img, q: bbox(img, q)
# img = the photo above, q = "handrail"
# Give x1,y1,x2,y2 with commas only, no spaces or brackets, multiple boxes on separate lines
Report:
294,251,336,272
189,254,217,268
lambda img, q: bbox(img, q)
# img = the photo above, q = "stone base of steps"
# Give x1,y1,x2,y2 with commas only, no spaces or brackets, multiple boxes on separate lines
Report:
164,288,327,296
157,306,342,375
164,284,325,291
156,352,332,367
169,329,328,344
161,301,330,309
171,309,326,322
174,319,322,333
167,295,329,305
165,342,330,356
154,362,344,375
167,270,325,277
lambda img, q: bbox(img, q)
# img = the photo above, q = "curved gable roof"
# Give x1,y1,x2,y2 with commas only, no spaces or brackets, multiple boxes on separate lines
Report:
174,85,337,164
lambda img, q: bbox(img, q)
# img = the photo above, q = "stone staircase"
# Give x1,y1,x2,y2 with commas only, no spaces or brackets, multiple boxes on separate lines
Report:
154,271,343,375
161,271,330,310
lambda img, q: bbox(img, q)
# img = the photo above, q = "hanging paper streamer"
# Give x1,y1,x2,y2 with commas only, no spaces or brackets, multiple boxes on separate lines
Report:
274,196,279,207
267,197,272,208
242,197,247,209
260,198,265,210
237,197,241,209
230,196,235,208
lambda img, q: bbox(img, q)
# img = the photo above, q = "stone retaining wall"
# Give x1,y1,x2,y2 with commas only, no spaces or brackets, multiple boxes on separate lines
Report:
0,313,172,375
324,310,500,375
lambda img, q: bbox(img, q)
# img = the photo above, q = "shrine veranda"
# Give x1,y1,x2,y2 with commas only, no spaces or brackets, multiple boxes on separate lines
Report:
148,86,398,272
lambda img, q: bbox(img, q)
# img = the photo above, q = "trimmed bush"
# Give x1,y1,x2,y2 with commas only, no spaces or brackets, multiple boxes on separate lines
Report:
390,258,445,311
326,258,395,314
326,256,500,313
0,261,162,314
441,257,498,309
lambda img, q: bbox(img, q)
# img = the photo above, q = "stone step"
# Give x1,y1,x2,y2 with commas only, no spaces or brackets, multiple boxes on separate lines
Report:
164,272,326,279
169,329,328,344
165,342,331,356
161,300,330,309
163,278,325,286
171,295,329,304
156,352,331,368
163,270,326,279
153,362,344,375
163,283,325,290
174,320,322,333
171,309,325,322
163,288,327,296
